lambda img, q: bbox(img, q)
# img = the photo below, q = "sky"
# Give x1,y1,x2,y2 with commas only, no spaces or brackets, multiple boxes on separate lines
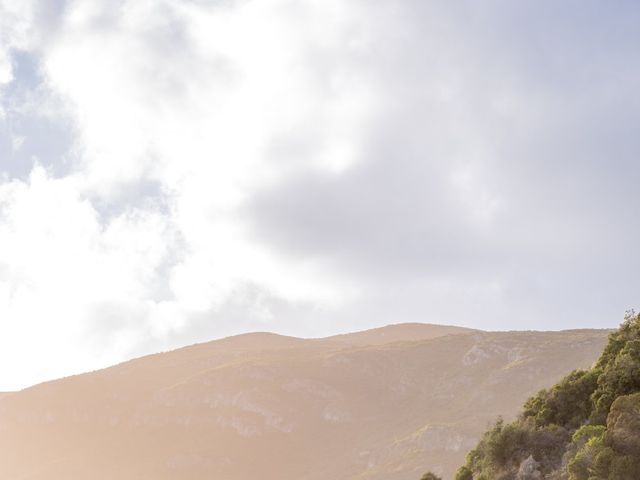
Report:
0,0,639,390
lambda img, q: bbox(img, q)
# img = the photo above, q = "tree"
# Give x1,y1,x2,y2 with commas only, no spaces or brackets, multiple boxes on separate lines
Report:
420,472,442,480
454,466,473,480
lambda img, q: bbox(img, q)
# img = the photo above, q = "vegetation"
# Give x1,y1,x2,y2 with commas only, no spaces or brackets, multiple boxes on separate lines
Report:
420,473,442,480
425,311,640,479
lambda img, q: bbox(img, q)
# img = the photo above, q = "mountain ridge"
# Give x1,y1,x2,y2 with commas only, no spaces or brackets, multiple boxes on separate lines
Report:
0,323,610,479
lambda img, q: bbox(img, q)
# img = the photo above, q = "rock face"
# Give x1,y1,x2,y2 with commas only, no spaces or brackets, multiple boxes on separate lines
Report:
0,324,608,480
517,455,542,479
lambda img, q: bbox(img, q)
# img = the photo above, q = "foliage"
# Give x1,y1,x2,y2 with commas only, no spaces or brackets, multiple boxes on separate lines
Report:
567,393,640,479
522,369,598,429
437,311,640,480
420,473,442,480
454,465,473,480
590,320,640,424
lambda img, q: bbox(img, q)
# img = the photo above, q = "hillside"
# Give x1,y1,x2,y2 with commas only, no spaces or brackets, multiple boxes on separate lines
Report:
0,324,608,480
451,312,640,480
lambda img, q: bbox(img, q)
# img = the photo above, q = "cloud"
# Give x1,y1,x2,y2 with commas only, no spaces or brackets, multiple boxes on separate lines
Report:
245,0,640,328
1,0,639,389
0,165,179,387
0,0,368,389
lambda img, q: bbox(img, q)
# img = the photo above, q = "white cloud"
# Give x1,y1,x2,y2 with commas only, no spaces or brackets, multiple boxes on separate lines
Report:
1,0,640,390
0,165,177,386
0,0,370,389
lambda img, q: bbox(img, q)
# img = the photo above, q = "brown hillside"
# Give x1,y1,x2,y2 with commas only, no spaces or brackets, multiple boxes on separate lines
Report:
0,325,608,479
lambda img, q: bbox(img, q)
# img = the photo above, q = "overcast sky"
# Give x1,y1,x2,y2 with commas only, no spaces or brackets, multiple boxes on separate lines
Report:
1,0,639,390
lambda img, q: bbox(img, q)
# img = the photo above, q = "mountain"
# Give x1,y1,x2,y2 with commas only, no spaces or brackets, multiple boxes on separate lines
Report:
451,312,640,480
0,324,608,480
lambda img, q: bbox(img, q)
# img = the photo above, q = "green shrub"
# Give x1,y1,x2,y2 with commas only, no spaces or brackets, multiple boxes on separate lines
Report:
523,369,599,429
420,473,442,480
453,465,473,480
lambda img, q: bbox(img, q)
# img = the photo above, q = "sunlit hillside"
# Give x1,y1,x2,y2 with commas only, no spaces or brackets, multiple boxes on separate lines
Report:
0,324,607,479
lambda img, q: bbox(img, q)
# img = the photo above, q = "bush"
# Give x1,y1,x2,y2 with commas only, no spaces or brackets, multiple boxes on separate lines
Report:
523,369,598,429
420,473,442,480
454,465,473,480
